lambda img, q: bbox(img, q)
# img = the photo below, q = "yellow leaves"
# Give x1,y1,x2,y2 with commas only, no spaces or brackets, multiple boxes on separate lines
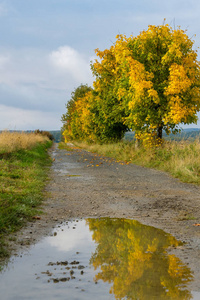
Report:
162,43,182,65
163,95,196,124
117,88,126,100
135,129,163,148
165,64,192,95
148,88,159,103
114,36,131,63
127,57,155,107
95,48,111,60
93,79,98,90
62,129,73,143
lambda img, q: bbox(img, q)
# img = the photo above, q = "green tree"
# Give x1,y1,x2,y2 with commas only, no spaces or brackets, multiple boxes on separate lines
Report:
90,47,128,143
61,84,92,141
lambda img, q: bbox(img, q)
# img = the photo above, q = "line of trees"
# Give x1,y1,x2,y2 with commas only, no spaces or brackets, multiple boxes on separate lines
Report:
62,23,200,146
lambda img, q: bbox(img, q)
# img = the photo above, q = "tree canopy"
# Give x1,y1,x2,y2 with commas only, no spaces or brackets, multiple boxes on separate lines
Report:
61,84,93,142
62,23,200,146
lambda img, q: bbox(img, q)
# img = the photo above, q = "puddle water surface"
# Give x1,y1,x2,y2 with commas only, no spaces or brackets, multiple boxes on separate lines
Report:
0,218,198,299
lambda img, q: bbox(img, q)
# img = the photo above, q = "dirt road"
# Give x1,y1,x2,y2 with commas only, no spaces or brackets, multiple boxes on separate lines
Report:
8,143,200,291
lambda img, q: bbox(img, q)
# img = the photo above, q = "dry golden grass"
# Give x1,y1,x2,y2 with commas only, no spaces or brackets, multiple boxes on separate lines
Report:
72,139,200,184
0,131,49,154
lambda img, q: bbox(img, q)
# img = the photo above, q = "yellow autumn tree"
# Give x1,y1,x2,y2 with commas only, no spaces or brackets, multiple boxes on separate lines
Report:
62,23,200,146
122,24,200,145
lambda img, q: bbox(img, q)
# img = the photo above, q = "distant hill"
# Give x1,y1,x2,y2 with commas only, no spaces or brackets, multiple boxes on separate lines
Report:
49,131,62,143
124,128,200,141
163,128,200,141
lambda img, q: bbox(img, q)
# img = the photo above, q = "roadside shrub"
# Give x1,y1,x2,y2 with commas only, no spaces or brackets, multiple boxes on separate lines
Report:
34,129,54,141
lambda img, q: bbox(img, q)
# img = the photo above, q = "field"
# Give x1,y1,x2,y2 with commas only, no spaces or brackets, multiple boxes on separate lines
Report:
0,131,50,154
0,131,52,261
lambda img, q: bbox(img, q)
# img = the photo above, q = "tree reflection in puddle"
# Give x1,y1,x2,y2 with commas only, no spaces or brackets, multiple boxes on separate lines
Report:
87,218,193,299
0,218,196,299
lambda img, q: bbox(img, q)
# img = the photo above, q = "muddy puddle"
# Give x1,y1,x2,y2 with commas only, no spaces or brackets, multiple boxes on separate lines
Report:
0,218,199,299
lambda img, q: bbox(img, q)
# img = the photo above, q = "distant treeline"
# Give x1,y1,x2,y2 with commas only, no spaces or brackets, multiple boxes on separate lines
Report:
124,129,200,142
49,131,62,142
2,129,199,143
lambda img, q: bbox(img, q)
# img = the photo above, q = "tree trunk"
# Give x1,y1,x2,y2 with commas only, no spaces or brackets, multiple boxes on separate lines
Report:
157,126,163,139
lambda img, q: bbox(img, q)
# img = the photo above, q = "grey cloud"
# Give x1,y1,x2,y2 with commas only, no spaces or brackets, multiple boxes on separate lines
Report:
0,46,93,113
0,104,62,130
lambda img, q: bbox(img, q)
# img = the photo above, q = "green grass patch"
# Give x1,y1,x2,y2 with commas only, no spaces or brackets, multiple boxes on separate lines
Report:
177,214,196,221
71,139,200,185
0,141,52,261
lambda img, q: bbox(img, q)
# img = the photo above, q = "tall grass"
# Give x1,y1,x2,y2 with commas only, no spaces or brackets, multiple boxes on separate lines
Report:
71,139,200,185
0,132,52,262
0,131,49,154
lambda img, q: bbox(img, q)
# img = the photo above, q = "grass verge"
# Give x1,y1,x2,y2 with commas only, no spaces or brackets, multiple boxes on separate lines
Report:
66,139,200,185
0,140,52,262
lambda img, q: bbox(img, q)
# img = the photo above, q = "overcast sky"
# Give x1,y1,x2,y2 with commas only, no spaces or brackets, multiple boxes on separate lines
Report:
0,0,200,130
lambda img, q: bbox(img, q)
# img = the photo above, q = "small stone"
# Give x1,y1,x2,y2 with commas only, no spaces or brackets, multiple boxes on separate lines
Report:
60,261,68,266
60,277,70,282
70,260,79,265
